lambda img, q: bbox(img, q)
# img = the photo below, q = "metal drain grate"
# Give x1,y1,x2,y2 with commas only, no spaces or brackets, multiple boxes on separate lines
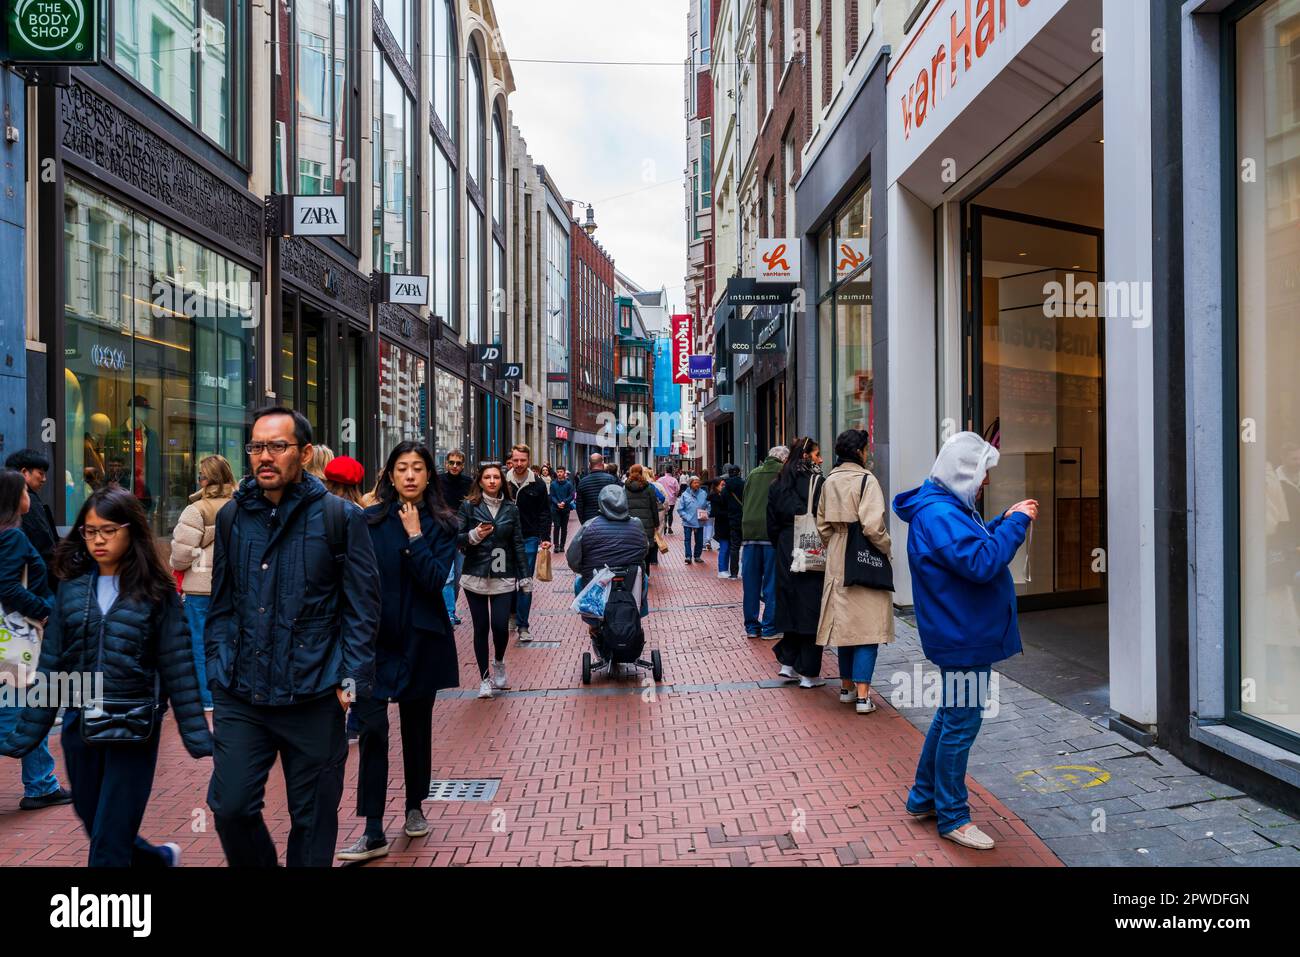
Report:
519,640,560,648
426,778,501,802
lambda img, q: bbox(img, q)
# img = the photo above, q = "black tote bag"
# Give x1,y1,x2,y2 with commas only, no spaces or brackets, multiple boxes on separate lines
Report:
841,474,894,592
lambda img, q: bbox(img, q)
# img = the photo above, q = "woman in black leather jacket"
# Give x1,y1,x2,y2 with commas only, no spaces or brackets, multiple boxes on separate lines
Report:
1,485,211,867
457,463,527,699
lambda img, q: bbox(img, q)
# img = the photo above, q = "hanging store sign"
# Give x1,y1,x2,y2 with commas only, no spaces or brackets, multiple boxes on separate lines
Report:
725,277,797,305
836,238,869,280
475,344,503,365
380,273,429,305
500,363,523,380
277,194,346,236
756,238,800,283
5,0,99,65
687,355,713,379
671,313,693,384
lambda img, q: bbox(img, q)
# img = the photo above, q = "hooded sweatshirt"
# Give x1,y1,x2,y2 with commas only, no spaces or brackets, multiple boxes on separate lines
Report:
891,431,1030,667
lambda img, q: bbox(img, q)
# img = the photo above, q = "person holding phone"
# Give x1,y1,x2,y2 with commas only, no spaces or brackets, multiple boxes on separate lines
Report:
457,464,527,699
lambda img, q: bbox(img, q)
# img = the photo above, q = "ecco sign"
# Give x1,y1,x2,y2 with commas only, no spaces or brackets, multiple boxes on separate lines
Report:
90,344,125,370
6,0,99,64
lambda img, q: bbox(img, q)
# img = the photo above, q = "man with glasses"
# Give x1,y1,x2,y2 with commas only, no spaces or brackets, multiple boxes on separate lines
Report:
204,406,380,867
438,450,473,625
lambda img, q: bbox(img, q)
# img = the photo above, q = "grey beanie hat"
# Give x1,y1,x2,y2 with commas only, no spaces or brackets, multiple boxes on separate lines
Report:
597,484,631,521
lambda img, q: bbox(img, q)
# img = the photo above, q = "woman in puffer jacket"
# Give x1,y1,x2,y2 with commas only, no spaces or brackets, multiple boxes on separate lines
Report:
1,485,212,867
168,454,236,711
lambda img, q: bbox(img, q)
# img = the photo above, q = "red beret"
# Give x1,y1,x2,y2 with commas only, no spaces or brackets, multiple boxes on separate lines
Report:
324,456,364,486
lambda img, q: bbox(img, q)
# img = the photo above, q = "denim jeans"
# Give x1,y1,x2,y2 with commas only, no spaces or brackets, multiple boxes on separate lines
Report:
513,537,540,629
717,537,731,573
182,594,213,710
907,666,991,834
0,700,61,799
741,543,777,636
683,526,704,560
442,550,466,620
837,643,880,685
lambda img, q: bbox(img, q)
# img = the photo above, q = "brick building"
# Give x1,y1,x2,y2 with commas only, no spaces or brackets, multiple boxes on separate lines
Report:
569,209,617,466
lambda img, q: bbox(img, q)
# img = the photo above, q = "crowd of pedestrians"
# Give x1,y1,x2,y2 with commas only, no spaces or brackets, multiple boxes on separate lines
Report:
0,398,1033,863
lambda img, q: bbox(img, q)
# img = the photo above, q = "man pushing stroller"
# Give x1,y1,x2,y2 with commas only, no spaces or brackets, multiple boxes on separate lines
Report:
565,484,649,634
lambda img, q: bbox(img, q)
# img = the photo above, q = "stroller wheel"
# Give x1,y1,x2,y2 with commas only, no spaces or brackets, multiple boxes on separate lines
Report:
651,649,663,683
582,653,592,685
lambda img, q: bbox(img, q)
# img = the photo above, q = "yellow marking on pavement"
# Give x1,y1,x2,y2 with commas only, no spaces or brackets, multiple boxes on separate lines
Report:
1015,765,1112,793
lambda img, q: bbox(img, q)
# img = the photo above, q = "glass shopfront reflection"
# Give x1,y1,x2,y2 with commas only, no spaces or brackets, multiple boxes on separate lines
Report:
63,179,255,537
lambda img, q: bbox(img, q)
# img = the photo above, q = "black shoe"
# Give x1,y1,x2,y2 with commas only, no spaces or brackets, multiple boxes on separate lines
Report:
19,787,73,810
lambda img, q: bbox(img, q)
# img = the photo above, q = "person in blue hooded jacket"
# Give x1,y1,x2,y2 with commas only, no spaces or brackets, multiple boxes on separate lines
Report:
892,431,1037,851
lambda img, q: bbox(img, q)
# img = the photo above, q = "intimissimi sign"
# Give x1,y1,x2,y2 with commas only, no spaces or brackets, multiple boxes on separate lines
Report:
887,0,1070,180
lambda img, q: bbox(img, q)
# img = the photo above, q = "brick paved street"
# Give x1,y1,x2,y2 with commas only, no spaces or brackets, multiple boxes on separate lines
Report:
0,543,1058,867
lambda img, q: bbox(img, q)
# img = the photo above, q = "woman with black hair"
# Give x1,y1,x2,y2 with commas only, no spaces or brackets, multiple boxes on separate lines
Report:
767,438,828,687
0,468,70,811
458,464,527,700
337,442,459,863
0,485,212,866
816,429,895,714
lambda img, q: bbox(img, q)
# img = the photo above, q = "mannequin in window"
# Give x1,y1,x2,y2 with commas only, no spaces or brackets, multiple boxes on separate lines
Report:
107,396,161,514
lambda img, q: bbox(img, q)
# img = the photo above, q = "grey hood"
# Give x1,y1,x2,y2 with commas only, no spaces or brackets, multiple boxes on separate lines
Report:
597,485,631,521
929,431,999,510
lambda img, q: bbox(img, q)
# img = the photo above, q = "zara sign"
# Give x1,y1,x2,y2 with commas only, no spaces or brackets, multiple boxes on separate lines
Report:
278,195,346,237
381,273,429,305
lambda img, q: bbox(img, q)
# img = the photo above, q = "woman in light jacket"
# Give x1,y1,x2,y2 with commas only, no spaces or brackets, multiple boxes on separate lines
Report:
676,477,710,564
816,429,894,714
168,454,235,712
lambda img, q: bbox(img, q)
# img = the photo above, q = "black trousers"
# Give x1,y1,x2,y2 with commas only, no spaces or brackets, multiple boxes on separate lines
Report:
353,695,436,819
466,590,512,678
774,631,825,678
728,529,743,577
552,507,571,548
207,687,346,867
61,711,170,867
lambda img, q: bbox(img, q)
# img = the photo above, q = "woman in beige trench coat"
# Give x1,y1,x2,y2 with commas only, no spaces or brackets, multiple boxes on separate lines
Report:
816,428,894,714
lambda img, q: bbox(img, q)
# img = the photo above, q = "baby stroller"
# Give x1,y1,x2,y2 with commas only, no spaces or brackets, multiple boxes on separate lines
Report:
579,564,663,684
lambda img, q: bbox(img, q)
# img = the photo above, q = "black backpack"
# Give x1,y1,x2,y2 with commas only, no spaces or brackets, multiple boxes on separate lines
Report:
599,580,645,663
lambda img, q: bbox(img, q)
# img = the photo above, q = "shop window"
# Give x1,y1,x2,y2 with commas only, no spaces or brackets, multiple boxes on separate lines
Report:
64,179,254,538
113,0,245,158
431,142,458,329
1231,0,1300,741
434,367,466,463
378,339,427,463
381,0,413,59
373,53,414,272
433,0,456,135
817,178,873,446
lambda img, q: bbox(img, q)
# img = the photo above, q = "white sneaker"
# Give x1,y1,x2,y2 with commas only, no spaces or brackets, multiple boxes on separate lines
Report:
718,572,731,579
477,679,493,699
778,665,799,680
492,659,509,690
798,676,827,688
518,627,532,643
942,823,995,850
855,697,877,714
838,687,855,703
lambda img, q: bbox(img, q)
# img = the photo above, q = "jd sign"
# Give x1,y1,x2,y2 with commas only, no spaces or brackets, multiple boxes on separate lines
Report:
5,0,99,64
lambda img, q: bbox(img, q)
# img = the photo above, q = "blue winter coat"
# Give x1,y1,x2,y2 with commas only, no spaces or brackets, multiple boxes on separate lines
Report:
205,475,381,706
365,501,459,700
676,487,710,528
891,479,1030,667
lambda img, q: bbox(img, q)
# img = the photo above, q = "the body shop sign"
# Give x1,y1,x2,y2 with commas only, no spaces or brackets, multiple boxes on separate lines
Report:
671,313,692,384
6,0,99,64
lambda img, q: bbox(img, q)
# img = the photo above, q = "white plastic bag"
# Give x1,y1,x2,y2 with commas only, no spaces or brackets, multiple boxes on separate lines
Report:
0,611,43,688
571,565,616,617
790,476,826,573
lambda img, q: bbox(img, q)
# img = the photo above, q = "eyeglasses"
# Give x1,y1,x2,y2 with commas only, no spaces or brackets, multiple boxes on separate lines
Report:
447,460,464,468
80,524,124,541
245,441,301,457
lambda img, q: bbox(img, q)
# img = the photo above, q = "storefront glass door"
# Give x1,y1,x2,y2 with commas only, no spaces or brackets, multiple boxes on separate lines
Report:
968,207,1106,605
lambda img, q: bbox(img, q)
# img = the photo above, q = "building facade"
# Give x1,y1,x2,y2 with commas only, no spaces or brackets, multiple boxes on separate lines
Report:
685,0,716,471
568,212,617,467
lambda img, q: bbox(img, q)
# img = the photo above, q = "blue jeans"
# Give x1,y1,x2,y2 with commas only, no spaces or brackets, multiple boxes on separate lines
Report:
0,699,61,799
908,666,991,834
512,537,540,629
717,537,731,573
182,594,213,710
837,644,880,685
442,550,466,620
741,543,777,636
684,526,704,560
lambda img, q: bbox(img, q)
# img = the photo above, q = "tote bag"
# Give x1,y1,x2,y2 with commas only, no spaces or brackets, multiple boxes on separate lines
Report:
0,567,45,687
790,475,826,573
842,475,894,591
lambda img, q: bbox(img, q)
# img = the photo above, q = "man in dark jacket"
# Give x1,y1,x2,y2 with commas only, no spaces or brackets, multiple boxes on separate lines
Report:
205,407,381,868
6,449,59,593
566,485,650,617
549,465,576,549
506,444,551,642
721,465,745,578
438,450,472,624
576,452,619,523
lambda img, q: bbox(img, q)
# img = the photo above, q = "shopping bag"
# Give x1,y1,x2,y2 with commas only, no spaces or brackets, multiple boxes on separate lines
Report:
535,546,553,582
790,476,827,573
654,530,669,554
571,566,615,617
0,567,44,687
696,508,710,522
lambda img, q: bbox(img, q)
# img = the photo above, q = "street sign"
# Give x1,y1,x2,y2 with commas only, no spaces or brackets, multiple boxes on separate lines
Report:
5,0,99,65
500,363,523,380
687,354,712,379
379,273,429,305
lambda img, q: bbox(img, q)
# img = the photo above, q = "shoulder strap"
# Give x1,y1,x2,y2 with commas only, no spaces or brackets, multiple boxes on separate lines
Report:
806,474,823,518
323,494,347,565
216,501,234,567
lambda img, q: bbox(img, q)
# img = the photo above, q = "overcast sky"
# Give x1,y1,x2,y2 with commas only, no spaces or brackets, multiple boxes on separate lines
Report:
493,0,688,312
